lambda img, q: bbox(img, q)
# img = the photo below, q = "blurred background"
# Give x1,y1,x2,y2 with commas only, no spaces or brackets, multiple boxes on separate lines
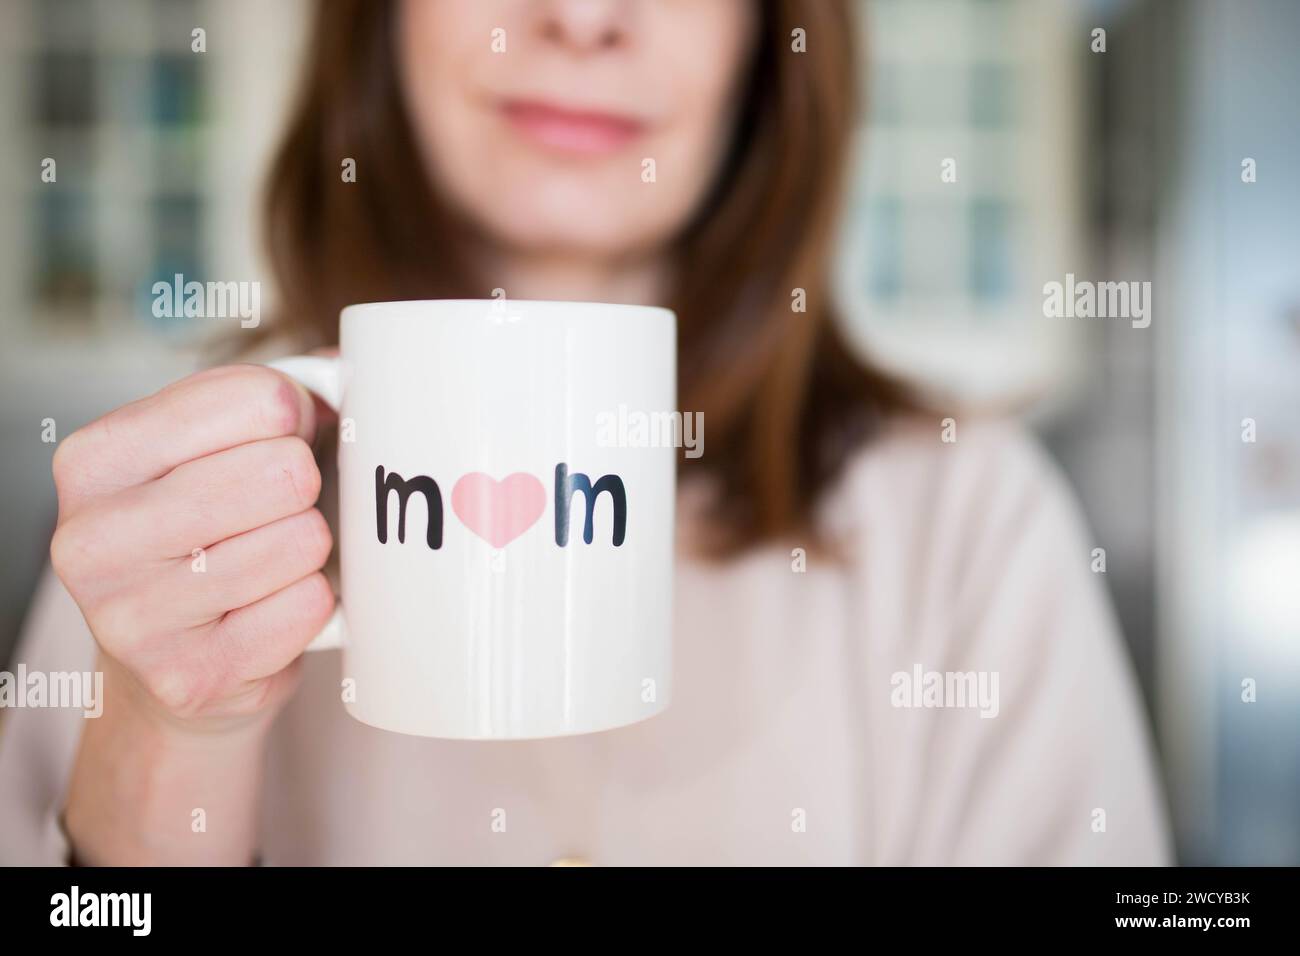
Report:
0,0,1296,865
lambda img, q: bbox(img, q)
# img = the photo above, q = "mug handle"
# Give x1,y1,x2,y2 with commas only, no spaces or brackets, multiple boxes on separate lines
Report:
267,355,346,653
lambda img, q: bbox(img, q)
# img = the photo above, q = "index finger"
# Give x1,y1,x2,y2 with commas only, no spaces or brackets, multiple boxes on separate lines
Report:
52,364,319,513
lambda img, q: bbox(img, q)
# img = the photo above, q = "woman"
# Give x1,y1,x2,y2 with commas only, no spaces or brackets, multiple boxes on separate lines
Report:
0,0,1170,864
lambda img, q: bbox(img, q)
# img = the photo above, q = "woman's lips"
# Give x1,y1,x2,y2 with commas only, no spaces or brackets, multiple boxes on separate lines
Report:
499,99,646,155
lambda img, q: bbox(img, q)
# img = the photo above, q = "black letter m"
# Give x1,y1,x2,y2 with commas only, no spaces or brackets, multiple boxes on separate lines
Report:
375,466,443,549
554,463,626,546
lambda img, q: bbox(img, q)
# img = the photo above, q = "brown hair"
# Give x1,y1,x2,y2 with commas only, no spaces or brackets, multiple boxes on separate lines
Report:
262,0,917,555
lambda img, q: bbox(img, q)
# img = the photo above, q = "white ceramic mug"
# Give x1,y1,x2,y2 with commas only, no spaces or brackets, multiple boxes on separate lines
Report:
270,299,676,740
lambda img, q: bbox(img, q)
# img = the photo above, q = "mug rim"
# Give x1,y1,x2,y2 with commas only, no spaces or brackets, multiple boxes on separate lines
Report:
341,298,675,322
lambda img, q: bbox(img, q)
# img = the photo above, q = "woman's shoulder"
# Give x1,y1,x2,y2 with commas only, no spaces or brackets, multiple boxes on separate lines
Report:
845,413,1061,491
821,412,1087,561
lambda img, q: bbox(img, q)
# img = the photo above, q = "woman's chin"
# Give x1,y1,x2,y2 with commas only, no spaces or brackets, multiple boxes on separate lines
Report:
481,218,668,263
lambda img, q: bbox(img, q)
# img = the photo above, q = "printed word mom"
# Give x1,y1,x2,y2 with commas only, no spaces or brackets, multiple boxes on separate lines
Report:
376,462,627,550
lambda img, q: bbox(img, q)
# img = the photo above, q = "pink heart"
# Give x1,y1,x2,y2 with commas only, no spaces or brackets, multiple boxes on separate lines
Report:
451,472,547,548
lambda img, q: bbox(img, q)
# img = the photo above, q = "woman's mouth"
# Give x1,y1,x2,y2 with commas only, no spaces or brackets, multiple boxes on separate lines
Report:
499,99,647,155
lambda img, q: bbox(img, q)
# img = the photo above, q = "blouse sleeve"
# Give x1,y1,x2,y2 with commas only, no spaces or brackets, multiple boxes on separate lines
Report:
0,565,98,865
849,422,1174,865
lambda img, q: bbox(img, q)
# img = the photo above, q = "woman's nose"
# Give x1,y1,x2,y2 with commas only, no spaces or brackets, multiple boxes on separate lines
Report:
533,0,629,53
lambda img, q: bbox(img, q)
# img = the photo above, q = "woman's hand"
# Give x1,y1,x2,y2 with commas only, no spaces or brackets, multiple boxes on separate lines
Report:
51,363,335,728
52,364,336,864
